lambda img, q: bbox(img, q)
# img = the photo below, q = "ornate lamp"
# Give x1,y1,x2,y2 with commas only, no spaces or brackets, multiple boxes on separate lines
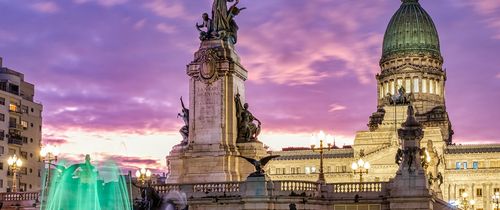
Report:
351,158,370,183
310,131,334,184
7,154,23,192
136,167,152,186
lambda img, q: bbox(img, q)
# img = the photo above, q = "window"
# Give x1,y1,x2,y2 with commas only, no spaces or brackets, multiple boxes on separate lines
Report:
311,167,316,173
477,188,483,197
21,120,28,129
390,80,395,95
276,168,281,174
20,151,27,159
0,113,4,122
429,79,434,94
282,168,286,174
291,167,296,174
459,189,465,196
384,82,389,95
305,167,310,174
0,97,4,106
0,146,3,154
327,166,331,173
422,78,427,93
397,79,403,90
379,86,384,99
456,162,461,170
0,130,3,140
0,162,3,170
494,188,500,193
21,105,28,114
9,104,18,112
405,78,411,93
435,81,440,95
473,162,479,169
413,78,419,93
342,166,347,172
463,162,468,169
0,179,3,188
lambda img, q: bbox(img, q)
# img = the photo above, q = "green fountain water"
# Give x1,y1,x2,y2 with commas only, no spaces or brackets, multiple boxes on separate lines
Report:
40,155,132,210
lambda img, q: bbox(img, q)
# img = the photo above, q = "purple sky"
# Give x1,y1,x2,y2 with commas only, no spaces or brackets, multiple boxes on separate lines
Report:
1,0,499,173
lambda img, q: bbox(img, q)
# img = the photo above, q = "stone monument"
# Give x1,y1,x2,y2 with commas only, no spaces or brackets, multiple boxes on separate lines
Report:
166,0,267,183
388,105,436,210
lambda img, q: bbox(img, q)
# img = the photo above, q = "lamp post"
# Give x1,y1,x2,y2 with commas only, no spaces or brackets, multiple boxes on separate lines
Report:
310,131,333,184
492,192,500,210
7,154,23,192
40,145,60,191
459,192,475,210
351,158,370,183
135,167,152,186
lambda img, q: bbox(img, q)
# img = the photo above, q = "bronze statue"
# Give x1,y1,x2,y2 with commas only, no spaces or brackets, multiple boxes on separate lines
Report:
177,97,189,145
196,13,214,40
197,0,246,44
388,86,411,105
235,93,261,142
238,155,280,177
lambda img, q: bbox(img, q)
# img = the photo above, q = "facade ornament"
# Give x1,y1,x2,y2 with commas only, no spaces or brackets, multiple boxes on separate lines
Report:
235,93,261,143
177,97,189,145
197,0,246,44
192,48,221,84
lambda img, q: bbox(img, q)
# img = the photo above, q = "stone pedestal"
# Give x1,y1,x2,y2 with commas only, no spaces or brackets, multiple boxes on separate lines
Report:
166,40,265,184
244,176,268,197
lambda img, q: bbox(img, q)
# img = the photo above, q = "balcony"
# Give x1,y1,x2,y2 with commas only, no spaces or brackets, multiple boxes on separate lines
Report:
8,134,23,145
8,122,23,131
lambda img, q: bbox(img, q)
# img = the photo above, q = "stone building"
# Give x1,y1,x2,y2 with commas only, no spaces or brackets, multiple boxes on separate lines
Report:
0,57,43,193
160,0,478,209
265,1,500,209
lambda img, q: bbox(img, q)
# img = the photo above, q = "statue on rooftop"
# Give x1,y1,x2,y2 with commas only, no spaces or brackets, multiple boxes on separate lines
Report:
235,93,261,143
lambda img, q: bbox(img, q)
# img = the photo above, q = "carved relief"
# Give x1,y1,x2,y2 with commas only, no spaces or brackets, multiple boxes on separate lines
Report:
191,48,223,84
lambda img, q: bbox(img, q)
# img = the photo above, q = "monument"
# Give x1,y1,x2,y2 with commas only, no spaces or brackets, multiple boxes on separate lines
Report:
166,0,267,184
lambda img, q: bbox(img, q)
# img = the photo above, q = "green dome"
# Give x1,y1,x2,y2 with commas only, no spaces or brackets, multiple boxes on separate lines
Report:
382,0,441,60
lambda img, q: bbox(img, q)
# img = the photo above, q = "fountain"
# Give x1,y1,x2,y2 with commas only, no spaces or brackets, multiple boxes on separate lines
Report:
40,154,132,210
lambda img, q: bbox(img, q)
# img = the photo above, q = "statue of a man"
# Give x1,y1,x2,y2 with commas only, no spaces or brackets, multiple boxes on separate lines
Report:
196,13,213,40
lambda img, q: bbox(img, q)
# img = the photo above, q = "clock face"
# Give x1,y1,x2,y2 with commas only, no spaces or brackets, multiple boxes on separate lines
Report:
200,60,215,80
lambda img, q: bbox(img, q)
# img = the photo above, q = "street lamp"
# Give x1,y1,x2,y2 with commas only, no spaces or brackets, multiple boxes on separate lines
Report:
492,192,500,210
7,154,23,192
459,192,475,210
135,167,152,186
351,158,370,183
310,131,333,184
40,145,60,192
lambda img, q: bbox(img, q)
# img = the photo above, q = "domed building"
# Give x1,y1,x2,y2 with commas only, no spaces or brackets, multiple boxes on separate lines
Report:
162,0,500,209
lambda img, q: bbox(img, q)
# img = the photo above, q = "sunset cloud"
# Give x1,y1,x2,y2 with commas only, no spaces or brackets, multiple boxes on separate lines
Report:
31,2,60,14
1,0,499,172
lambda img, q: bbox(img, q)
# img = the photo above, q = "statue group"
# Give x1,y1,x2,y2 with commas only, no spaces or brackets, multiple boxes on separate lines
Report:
235,93,261,142
387,86,413,105
196,0,246,44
